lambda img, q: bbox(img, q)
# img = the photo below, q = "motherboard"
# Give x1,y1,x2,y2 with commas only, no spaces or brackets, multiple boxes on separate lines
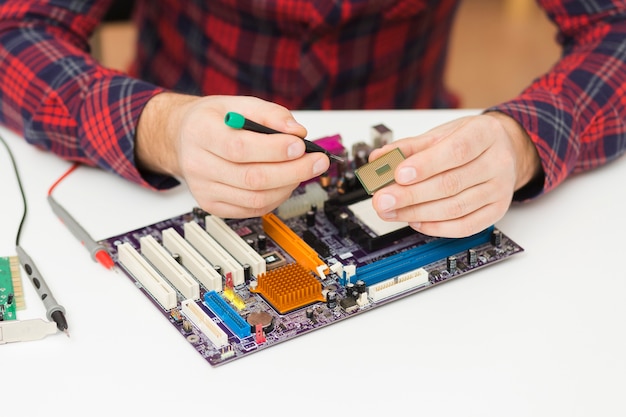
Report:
99,133,523,367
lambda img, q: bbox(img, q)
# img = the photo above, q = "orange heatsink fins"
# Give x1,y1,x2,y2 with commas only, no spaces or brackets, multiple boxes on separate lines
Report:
252,263,325,314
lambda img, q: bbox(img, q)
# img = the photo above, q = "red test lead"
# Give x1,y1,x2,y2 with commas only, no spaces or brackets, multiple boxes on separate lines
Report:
47,195,115,269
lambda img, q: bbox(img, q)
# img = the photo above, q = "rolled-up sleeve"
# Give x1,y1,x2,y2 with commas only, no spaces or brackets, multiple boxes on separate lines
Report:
0,0,177,189
491,0,626,200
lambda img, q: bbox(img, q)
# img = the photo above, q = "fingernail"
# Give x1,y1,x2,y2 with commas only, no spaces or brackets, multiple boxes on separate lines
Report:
397,167,416,183
378,194,396,211
287,142,302,159
312,157,327,176
409,222,421,230
380,210,398,220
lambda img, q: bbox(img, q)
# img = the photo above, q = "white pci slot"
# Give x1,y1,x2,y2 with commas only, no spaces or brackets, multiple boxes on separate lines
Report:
204,215,266,276
117,242,177,310
181,299,228,348
162,228,222,292
183,221,244,286
140,235,200,300
367,267,430,302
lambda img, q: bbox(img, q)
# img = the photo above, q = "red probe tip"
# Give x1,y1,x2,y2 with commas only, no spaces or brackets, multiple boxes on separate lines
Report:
95,250,115,269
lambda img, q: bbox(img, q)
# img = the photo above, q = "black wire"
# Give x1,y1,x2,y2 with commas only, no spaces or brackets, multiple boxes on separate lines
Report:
0,132,28,247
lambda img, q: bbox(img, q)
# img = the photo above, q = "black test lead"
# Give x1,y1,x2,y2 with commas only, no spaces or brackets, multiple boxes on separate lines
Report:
224,111,345,163
1,131,69,338
15,246,69,336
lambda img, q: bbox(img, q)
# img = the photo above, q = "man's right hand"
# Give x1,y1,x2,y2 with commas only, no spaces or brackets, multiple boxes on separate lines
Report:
136,93,330,218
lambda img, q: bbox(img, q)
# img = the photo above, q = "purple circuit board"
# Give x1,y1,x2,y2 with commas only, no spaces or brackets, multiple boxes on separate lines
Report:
99,202,523,367
99,132,523,366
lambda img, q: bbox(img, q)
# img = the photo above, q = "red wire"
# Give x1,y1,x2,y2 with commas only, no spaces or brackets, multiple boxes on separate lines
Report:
45,161,115,269
47,162,80,196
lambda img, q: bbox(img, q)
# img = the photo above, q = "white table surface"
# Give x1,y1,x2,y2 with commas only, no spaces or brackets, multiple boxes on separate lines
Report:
1,109,624,417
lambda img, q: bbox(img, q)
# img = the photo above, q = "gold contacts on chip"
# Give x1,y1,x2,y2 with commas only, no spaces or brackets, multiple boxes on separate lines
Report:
355,148,405,194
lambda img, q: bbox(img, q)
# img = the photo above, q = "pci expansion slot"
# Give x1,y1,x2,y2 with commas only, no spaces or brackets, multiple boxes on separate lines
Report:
140,235,200,301
183,222,243,286
181,299,228,348
162,227,223,292
204,215,266,277
117,242,177,310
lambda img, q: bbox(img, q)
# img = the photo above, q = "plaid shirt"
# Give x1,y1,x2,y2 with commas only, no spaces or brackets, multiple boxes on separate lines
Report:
1,0,625,197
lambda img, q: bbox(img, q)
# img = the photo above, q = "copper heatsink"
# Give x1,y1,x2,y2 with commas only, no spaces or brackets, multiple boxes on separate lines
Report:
252,263,325,314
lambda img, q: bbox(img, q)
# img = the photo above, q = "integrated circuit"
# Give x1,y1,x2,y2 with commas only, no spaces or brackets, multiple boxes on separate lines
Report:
355,147,405,194
262,251,287,270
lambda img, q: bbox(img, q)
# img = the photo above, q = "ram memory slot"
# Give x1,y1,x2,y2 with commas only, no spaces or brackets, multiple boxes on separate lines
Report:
261,213,329,278
353,226,494,286
204,215,266,276
203,291,250,339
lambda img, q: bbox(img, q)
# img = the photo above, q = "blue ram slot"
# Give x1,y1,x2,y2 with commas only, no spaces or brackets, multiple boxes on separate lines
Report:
353,226,494,286
203,291,251,339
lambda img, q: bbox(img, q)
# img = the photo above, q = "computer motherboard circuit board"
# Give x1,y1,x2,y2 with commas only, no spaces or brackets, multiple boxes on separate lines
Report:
99,137,523,367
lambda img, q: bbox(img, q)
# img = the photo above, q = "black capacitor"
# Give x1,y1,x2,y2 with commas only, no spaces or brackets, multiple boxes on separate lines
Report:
344,171,357,190
354,148,369,168
467,249,478,267
310,203,317,213
326,291,338,308
243,263,252,283
306,210,316,227
306,308,314,319
257,234,267,252
213,264,222,277
345,282,355,298
447,255,457,274
355,279,366,294
338,212,349,238
336,158,348,179
336,171,358,195
192,207,208,218
491,229,502,247
246,238,255,249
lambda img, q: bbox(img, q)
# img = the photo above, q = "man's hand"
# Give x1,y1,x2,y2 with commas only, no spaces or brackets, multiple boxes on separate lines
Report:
369,112,542,238
136,93,330,218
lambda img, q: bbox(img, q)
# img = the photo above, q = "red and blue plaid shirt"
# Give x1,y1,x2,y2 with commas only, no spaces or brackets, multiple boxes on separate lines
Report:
1,0,625,197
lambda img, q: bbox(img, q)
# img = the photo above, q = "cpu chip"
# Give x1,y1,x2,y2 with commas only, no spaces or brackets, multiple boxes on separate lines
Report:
355,148,405,194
